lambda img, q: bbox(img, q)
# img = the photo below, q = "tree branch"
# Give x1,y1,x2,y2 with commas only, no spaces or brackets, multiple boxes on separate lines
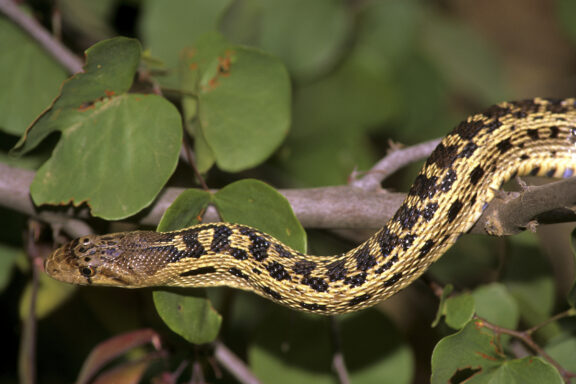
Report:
0,0,83,75
351,138,442,190
2,163,576,238
213,341,260,384
475,315,576,383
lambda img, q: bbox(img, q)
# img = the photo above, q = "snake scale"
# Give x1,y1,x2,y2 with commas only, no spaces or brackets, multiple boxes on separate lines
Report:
45,98,576,315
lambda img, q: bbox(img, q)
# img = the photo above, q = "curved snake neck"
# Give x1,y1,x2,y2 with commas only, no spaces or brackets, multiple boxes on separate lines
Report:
45,98,576,314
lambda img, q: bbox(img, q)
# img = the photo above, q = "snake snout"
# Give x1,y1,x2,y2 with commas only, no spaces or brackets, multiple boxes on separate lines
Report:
44,243,88,285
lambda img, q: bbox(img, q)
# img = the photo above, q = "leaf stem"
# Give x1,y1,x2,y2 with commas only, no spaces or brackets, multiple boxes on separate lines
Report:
524,308,576,336
474,315,576,383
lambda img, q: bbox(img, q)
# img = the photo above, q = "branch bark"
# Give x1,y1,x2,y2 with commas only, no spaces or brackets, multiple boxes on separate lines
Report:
0,0,83,75
2,163,575,238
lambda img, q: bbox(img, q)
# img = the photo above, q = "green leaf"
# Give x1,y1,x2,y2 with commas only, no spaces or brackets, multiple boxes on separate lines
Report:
0,12,67,136
153,290,222,344
13,38,182,220
472,283,519,329
431,321,563,384
182,33,291,172
13,37,142,154
20,272,76,320
545,328,576,374
0,244,21,293
29,94,181,220
256,0,350,80
139,0,233,88
503,237,555,329
213,179,306,252
157,189,212,232
444,292,475,330
556,0,576,44
421,11,509,104
432,284,453,328
250,309,413,384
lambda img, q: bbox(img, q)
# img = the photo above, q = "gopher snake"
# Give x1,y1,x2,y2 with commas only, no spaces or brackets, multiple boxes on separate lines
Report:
45,98,576,314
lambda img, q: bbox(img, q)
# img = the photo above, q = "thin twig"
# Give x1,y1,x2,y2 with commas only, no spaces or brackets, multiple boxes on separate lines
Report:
474,316,576,383
182,134,209,191
350,138,441,190
0,0,83,74
330,317,350,384
524,308,576,335
18,221,43,384
213,341,260,384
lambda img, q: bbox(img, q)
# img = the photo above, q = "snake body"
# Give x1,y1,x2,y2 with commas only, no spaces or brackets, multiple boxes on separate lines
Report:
45,98,576,314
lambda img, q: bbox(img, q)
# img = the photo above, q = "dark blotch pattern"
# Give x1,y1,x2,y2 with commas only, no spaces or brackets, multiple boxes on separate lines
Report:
344,273,367,288
383,272,403,287
210,225,233,252
354,245,377,271
469,193,477,206
300,302,327,311
179,266,216,277
229,267,249,280
302,276,329,292
530,166,541,176
394,204,421,230
326,259,347,282
454,119,488,140
348,293,371,306
469,165,485,186
377,229,400,258
496,138,513,154
230,248,248,261
409,174,439,199
520,154,530,160
426,144,459,168
266,261,291,281
458,141,479,158
275,244,293,258
419,240,435,258
439,169,457,192
545,98,570,114
549,126,559,138
148,245,186,263
375,255,398,274
527,128,539,140
262,286,282,300
447,200,464,223
181,230,206,259
421,202,439,221
402,234,417,250
240,229,270,261
293,260,317,275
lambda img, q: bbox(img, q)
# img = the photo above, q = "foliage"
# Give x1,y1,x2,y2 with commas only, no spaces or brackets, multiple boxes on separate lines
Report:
1,0,575,383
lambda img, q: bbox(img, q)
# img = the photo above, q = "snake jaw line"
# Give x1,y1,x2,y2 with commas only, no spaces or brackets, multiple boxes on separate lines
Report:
44,98,576,314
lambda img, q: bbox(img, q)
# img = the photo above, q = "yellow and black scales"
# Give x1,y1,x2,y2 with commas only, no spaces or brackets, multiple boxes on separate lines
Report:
45,98,576,315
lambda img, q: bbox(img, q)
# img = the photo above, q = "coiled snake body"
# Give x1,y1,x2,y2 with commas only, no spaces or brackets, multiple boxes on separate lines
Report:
45,98,576,314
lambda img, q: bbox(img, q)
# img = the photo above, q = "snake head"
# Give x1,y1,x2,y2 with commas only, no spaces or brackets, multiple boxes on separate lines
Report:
44,233,146,287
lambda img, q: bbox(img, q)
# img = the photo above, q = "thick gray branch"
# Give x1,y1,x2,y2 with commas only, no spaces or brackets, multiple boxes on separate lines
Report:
1,163,575,237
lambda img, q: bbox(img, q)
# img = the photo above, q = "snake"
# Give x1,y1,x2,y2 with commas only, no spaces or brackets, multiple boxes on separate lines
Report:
44,97,576,315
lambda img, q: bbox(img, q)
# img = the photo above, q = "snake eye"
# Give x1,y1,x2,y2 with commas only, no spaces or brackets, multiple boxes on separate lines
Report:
80,266,96,278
